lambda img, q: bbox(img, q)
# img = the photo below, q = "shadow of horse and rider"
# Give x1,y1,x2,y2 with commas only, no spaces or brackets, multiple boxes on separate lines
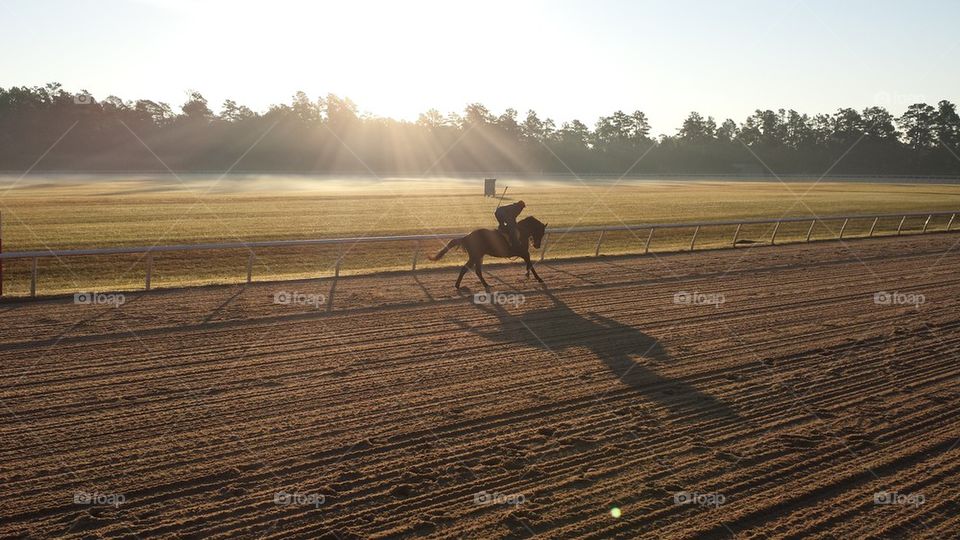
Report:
431,207,736,421
452,287,738,422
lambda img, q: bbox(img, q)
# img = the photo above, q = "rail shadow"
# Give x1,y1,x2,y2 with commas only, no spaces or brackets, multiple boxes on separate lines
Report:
455,286,738,421
201,286,246,324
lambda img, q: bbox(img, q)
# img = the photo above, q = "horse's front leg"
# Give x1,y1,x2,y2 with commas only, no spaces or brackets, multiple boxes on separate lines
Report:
522,254,544,283
531,264,543,283
519,252,531,279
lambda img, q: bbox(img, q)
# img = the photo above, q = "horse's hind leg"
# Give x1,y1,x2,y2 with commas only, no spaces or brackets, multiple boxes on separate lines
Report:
474,258,491,289
455,260,472,289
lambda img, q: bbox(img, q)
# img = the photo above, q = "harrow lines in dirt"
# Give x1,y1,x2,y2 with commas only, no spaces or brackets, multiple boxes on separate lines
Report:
1,318,952,492
3,305,941,490
2,301,954,491
3,234,960,538
557,404,958,540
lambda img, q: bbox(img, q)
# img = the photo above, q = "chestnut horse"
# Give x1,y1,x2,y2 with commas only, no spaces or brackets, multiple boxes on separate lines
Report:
429,216,547,289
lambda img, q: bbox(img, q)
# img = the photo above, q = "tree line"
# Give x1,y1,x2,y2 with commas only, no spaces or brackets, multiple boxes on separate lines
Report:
1,82,958,175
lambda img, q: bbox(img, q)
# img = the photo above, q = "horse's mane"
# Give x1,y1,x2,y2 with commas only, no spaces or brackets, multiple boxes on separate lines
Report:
519,216,545,227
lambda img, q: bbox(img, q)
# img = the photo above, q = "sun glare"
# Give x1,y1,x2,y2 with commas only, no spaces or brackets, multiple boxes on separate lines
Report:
152,0,524,120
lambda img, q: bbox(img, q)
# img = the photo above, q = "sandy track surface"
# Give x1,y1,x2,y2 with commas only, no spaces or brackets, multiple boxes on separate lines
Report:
2,234,959,538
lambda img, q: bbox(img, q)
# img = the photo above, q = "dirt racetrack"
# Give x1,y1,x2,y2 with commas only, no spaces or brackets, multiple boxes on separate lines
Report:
2,233,960,538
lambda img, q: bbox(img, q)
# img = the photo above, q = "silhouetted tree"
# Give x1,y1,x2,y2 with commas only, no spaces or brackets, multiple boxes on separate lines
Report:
716,119,738,143
831,108,864,145
935,100,960,149
783,110,814,148
678,111,715,143
291,91,320,122
416,108,445,129
521,110,546,141
1,82,958,175
136,99,175,125
322,94,358,129
862,106,898,141
463,103,494,128
559,119,591,147
220,99,255,122
181,91,213,122
898,103,937,149
497,108,520,137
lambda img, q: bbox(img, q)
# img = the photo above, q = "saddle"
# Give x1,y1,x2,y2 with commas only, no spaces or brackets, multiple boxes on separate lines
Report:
496,226,522,254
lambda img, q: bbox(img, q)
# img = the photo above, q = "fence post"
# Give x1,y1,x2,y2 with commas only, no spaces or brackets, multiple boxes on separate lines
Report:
328,244,344,313
731,223,741,247
922,214,932,233
948,213,956,231
645,227,655,254
770,221,781,245
335,244,343,278
868,217,879,237
246,253,254,284
838,218,849,239
689,225,700,251
896,215,906,235
30,257,37,298
145,253,153,291
539,233,549,262
805,220,816,242
594,230,605,257
411,240,420,271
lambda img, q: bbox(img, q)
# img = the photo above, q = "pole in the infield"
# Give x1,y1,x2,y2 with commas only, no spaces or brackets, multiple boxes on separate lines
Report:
495,186,509,210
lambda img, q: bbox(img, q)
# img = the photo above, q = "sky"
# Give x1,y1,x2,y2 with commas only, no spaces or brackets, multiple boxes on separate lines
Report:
1,0,958,135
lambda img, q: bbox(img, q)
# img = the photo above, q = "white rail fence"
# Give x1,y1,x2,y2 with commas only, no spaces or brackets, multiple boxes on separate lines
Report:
0,211,956,300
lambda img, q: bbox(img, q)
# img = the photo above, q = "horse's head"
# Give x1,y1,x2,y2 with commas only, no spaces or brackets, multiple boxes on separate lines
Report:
520,216,547,249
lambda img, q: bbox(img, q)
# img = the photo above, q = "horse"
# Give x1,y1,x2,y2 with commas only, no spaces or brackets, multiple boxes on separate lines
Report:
429,216,547,289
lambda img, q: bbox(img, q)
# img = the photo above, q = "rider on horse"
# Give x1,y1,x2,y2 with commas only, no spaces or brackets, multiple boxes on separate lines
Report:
495,200,525,252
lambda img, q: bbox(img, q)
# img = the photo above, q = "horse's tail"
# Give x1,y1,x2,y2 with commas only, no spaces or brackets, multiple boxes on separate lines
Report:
429,238,462,261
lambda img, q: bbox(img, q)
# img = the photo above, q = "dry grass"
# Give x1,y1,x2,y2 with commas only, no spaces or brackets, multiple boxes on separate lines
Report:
2,175,960,295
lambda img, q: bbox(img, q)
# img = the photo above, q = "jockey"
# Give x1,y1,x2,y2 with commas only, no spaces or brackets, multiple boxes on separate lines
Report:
495,200,525,251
